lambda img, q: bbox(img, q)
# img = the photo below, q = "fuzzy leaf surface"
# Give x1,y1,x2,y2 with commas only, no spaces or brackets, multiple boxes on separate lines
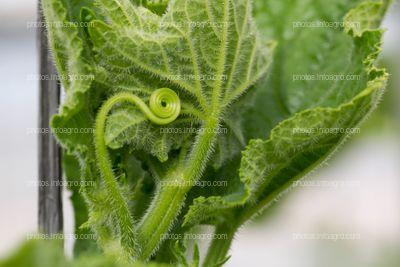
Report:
89,0,272,162
183,0,389,228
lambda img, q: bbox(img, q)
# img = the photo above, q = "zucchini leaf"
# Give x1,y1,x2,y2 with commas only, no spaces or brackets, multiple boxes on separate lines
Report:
42,0,96,154
89,0,272,162
183,0,388,229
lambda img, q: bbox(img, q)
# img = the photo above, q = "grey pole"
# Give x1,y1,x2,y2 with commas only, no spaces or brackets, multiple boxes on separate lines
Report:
37,0,63,235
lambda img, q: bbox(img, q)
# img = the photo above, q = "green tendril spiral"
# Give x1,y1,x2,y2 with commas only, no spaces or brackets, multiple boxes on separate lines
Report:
94,88,181,259
149,88,181,122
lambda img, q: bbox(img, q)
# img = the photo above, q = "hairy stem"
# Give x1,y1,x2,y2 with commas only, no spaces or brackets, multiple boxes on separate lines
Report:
95,90,181,260
137,116,219,260
95,97,138,259
203,224,236,267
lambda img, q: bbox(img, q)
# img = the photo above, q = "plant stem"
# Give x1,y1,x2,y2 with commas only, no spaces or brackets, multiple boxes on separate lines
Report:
95,95,139,259
95,91,181,260
203,224,236,267
137,117,219,260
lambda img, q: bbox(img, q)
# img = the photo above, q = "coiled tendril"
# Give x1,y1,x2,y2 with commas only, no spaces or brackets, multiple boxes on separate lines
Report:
149,88,181,123
94,88,181,259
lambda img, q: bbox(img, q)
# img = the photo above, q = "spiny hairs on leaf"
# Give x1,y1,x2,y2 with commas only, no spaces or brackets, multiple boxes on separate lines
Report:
90,0,272,114
87,0,274,166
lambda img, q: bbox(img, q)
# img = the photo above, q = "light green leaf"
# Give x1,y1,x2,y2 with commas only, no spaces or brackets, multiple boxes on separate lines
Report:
237,0,389,221
89,0,272,163
104,105,191,162
344,0,392,37
42,0,95,154
183,0,388,230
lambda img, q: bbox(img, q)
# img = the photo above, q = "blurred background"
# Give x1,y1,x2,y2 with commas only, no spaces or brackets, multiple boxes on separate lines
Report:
0,1,399,266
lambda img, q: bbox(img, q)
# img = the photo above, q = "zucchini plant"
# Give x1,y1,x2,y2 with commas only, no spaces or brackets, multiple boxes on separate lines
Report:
1,0,390,266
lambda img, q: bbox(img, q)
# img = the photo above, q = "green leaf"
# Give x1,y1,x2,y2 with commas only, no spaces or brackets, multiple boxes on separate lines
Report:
104,105,191,162
237,0,389,221
239,71,386,217
88,0,272,162
183,0,388,230
244,0,369,143
42,0,96,154
190,2,390,263
344,0,392,37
